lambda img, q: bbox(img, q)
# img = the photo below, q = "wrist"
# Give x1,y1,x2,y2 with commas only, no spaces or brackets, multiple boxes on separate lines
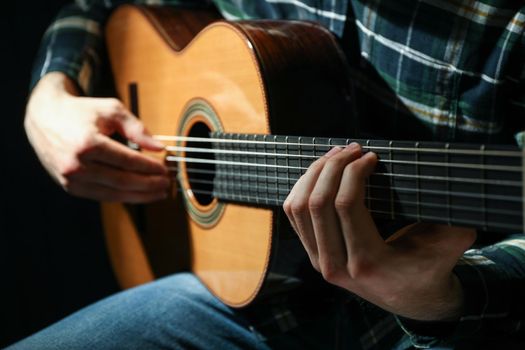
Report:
440,274,465,320
405,274,465,322
32,72,80,99
27,73,79,119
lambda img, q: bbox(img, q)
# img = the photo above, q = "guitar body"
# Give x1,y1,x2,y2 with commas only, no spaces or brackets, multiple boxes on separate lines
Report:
103,5,354,306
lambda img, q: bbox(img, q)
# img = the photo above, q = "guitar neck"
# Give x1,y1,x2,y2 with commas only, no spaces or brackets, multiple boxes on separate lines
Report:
169,132,524,233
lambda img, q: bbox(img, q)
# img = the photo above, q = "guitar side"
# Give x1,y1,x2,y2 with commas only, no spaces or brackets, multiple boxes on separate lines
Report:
103,5,353,307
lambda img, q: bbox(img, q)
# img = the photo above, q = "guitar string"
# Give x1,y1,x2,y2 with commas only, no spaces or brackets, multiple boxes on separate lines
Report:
164,145,522,173
181,176,521,217
171,166,521,203
171,187,522,231
165,155,521,187
154,135,522,157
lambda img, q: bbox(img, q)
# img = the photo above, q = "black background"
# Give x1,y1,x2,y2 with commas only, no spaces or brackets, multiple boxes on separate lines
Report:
1,2,119,346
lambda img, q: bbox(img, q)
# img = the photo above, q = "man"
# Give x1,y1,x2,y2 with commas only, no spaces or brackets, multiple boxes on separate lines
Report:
10,0,525,348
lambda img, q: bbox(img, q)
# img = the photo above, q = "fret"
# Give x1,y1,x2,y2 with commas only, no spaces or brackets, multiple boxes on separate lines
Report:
484,145,521,232
231,133,238,202
416,141,444,221
415,142,421,222
242,133,247,203
298,136,303,176
250,135,261,204
222,134,227,199
231,133,238,203
312,137,317,165
389,141,395,220
255,135,268,205
223,132,229,200
225,133,232,202
366,139,372,211
220,134,226,198
272,134,279,204
273,134,279,206
449,143,481,228
244,134,250,203
211,133,218,198
247,134,255,204
252,134,259,205
263,135,269,206
285,136,290,196
291,136,302,192
235,133,242,203
481,144,487,231
209,132,215,194
220,133,226,200
253,134,261,200
445,143,451,226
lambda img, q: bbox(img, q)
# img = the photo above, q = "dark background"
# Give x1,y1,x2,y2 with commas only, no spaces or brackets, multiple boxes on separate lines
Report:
1,2,119,347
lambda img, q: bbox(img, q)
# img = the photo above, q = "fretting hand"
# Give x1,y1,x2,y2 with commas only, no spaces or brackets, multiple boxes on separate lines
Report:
25,72,170,203
283,144,477,321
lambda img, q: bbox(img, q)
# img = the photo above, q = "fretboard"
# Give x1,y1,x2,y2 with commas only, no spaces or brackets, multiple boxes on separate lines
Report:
173,132,524,233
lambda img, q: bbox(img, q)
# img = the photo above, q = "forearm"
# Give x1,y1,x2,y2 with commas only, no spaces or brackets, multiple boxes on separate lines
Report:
25,72,76,141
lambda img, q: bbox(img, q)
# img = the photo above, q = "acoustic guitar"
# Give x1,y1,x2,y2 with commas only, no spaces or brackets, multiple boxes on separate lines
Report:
103,5,523,307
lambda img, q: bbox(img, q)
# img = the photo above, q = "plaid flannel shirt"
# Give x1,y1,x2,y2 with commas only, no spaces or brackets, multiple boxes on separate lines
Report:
31,0,525,348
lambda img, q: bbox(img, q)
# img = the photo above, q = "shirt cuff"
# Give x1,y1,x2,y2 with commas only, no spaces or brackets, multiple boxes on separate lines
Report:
30,53,95,96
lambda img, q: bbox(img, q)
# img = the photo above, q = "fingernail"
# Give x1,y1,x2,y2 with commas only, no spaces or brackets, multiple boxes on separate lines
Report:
365,151,377,158
325,147,343,158
342,142,360,152
151,138,165,149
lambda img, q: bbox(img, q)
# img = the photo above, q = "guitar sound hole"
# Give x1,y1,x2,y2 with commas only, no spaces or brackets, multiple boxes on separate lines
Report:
186,122,215,206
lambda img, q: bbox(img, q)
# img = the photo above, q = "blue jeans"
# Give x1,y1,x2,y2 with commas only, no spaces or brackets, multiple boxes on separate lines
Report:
6,273,369,349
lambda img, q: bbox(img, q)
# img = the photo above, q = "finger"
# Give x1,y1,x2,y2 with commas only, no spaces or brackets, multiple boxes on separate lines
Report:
336,152,384,254
82,134,167,175
286,173,320,268
285,146,344,269
283,151,332,236
94,98,165,151
66,180,168,203
116,110,165,151
68,162,170,192
283,180,300,235
309,144,362,275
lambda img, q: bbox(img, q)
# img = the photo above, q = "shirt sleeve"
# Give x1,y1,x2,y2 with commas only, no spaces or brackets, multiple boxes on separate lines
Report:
397,234,525,348
30,0,210,95
400,48,525,346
